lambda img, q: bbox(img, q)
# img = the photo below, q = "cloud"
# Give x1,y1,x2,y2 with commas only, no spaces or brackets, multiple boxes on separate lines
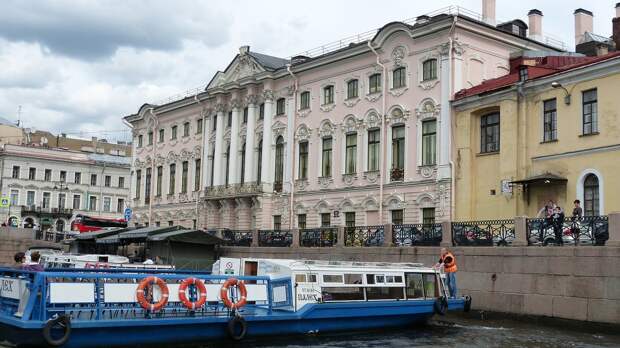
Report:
0,0,232,60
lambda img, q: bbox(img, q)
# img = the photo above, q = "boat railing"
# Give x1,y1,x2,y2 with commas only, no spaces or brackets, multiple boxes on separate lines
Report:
0,268,293,323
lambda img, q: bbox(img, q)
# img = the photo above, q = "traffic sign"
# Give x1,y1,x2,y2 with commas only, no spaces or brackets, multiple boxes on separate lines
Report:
0,196,9,208
124,207,132,221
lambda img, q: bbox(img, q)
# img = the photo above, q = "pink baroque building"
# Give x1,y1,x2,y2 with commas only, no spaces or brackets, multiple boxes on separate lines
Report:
124,1,563,231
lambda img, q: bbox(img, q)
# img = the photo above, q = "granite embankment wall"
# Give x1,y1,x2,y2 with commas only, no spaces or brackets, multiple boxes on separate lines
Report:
0,227,64,265
219,245,620,325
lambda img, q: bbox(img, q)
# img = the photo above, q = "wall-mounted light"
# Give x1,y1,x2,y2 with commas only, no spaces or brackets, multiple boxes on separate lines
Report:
551,82,571,105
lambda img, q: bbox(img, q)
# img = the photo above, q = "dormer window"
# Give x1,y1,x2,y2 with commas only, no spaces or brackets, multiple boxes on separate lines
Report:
323,85,334,105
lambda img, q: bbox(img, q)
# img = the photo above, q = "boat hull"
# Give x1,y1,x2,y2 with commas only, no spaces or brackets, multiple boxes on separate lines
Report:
0,299,464,347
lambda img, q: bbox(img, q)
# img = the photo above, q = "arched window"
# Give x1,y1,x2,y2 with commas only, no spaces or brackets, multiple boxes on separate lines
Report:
257,139,263,183
274,136,284,192
583,174,600,216
225,144,230,186
240,143,246,184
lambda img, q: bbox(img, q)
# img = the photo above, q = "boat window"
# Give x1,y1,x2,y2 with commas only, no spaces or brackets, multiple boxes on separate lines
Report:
322,287,364,301
405,273,425,299
423,273,438,298
366,287,405,300
366,274,375,284
295,274,306,283
395,276,403,283
344,274,363,284
323,274,344,283
376,275,385,283
386,275,395,283
307,274,318,283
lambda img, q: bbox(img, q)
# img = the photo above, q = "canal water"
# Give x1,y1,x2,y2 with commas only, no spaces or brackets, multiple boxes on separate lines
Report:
197,315,620,348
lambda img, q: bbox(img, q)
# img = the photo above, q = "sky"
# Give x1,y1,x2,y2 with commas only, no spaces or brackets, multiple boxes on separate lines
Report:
0,0,617,143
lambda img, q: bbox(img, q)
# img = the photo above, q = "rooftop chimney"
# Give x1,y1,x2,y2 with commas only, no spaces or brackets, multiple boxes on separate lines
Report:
482,0,496,25
574,8,593,46
614,3,620,50
528,9,543,41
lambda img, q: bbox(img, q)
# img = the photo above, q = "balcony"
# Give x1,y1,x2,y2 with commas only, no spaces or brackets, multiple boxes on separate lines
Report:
204,183,262,200
390,167,404,182
21,205,73,218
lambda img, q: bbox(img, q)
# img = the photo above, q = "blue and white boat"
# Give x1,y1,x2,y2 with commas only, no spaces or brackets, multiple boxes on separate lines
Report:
0,258,471,347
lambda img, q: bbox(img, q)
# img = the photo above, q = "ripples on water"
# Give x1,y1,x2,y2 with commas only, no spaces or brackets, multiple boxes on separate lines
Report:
202,316,620,348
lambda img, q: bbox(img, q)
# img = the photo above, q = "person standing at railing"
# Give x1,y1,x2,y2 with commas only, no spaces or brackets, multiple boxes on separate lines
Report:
571,200,583,221
22,251,44,272
552,206,565,246
435,248,457,298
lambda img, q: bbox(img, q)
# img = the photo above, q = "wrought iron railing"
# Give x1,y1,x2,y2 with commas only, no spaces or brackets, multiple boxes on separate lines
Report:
344,225,384,247
390,167,404,182
526,216,609,246
221,229,253,247
299,227,338,247
452,219,515,246
258,230,292,247
393,223,442,246
34,230,72,243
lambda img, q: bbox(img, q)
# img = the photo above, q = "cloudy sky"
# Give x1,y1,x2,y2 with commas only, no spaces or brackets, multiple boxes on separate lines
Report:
0,0,616,142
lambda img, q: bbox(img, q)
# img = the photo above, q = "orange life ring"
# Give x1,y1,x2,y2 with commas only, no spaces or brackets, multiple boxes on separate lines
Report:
136,276,169,312
178,277,207,310
220,278,248,310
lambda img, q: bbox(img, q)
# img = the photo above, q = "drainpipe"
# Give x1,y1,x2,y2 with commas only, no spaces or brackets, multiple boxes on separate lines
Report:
193,94,206,229
367,42,387,224
148,108,158,226
448,16,457,221
286,64,298,230
122,118,133,218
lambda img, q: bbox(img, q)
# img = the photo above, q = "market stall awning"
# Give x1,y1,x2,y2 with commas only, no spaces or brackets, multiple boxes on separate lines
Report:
147,229,225,245
510,172,568,186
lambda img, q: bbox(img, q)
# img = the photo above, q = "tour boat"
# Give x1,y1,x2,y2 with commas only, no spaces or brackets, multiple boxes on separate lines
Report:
0,258,471,347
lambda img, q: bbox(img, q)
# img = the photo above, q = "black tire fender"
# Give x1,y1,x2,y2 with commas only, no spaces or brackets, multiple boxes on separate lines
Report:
43,314,72,347
227,315,247,341
464,295,472,313
434,296,448,316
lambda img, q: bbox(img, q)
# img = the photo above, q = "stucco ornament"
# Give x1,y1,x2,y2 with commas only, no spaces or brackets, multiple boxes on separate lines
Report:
387,107,409,124
272,121,287,139
262,89,275,102
297,108,312,118
420,166,434,178
392,46,406,66
318,176,333,189
363,171,380,184
232,53,261,80
295,124,312,141
364,111,382,129
416,98,440,119
437,184,449,217
365,92,382,102
230,98,242,110
294,179,308,191
342,173,357,186
318,120,336,138
245,94,258,106
215,103,227,113
320,103,336,113
341,115,360,133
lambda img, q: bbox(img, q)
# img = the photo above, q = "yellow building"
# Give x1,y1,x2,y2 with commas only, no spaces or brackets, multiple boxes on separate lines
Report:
453,51,620,220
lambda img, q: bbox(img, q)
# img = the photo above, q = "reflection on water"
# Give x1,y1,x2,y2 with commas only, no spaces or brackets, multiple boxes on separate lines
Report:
201,315,620,348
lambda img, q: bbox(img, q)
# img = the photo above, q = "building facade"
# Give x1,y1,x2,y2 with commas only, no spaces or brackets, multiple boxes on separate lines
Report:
125,3,564,230
0,144,131,230
453,51,620,220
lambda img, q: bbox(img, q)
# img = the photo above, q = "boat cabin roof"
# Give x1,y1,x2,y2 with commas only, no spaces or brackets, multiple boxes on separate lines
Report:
237,258,436,274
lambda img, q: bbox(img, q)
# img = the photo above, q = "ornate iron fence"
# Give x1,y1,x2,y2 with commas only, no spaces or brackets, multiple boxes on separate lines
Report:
344,225,384,247
527,216,609,246
393,223,442,246
221,230,253,247
299,228,338,247
452,219,515,246
258,230,293,247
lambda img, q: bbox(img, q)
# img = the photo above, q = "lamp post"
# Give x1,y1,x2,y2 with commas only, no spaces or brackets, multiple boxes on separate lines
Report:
52,181,70,231
551,82,571,105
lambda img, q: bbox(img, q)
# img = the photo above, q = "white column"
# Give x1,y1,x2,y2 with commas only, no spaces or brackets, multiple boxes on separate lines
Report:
244,95,258,183
284,96,295,192
437,51,451,180
213,106,226,186
202,115,212,189
260,90,274,188
229,100,241,185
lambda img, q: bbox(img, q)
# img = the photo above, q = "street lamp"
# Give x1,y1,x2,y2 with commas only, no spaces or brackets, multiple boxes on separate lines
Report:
551,82,571,105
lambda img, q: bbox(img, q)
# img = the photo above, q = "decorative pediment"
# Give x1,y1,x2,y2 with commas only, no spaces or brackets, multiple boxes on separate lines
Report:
295,124,312,141
318,119,336,138
363,110,382,129
272,121,287,139
416,98,440,119
207,50,266,90
341,115,360,133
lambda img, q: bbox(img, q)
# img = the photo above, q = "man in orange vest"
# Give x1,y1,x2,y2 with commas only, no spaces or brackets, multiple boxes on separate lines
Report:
435,248,458,298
